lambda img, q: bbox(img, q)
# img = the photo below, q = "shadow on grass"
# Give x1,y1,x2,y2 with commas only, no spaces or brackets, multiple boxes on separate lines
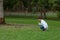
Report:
5,16,60,21
46,17,60,21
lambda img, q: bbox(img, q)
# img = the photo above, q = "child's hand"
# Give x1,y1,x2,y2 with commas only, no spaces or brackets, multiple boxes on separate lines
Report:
38,23,41,25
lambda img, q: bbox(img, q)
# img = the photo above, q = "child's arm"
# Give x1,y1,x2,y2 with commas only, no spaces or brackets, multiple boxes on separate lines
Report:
38,23,41,25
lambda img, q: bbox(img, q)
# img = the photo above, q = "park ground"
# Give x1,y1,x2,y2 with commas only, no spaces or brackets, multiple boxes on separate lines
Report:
0,17,60,40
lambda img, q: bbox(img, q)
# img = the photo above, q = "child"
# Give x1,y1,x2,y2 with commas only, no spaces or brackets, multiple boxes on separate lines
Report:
38,17,48,31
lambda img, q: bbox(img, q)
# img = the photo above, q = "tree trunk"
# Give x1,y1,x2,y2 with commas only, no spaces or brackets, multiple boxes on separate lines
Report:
0,0,5,24
43,9,47,19
40,12,43,18
44,12,46,19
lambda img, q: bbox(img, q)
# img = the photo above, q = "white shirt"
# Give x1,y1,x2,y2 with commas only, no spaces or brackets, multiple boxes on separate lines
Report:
38,19,48,29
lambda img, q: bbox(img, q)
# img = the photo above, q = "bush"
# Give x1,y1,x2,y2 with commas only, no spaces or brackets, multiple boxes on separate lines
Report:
57,12,60,18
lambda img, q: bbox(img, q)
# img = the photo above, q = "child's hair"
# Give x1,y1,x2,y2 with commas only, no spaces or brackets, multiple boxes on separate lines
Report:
38,17,42,19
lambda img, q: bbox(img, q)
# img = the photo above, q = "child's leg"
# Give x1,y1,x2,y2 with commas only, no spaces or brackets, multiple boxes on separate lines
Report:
40,25,44,31
43,28,46,31
40,25,47,31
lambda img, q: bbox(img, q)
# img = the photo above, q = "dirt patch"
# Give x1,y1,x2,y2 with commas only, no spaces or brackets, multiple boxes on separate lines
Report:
0,23,37,28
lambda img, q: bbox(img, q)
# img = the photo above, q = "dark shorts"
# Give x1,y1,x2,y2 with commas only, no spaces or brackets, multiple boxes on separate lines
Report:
40,25,44,29
40,25,46,31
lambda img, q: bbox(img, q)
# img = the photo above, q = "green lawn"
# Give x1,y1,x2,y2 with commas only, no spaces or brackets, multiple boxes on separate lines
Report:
0,18,60,40
5,18,38,24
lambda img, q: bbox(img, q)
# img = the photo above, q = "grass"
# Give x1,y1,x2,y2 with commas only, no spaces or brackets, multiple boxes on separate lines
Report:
0,17,60,40
5,17,38,24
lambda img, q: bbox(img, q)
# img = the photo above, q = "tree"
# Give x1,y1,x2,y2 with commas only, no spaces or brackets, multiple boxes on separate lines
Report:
0,0,5,24
38,0,49,19
54,0,60,18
